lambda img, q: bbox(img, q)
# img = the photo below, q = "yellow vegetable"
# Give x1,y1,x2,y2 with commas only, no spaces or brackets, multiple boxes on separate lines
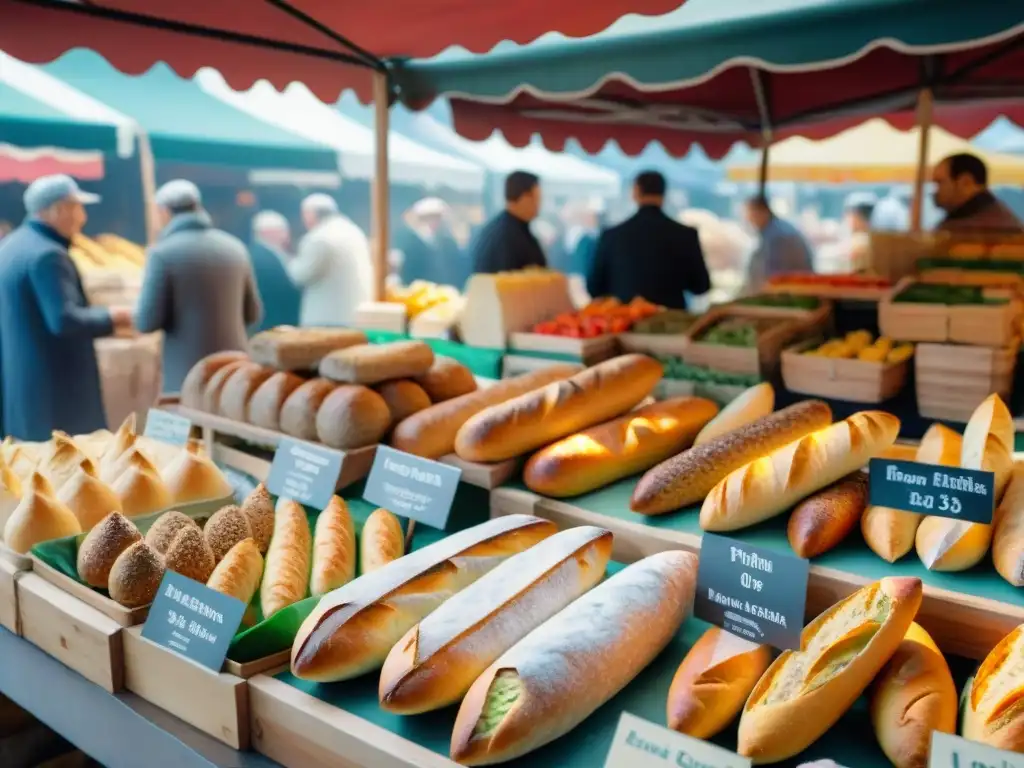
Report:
857,347,887,362
886,345,914,364
873,337,894,353
845,330,873,352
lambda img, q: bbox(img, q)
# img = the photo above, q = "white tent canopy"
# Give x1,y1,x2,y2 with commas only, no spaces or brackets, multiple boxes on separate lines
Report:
196,71,484,193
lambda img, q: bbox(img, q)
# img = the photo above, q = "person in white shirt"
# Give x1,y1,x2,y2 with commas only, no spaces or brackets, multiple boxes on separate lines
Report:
288,194,373,327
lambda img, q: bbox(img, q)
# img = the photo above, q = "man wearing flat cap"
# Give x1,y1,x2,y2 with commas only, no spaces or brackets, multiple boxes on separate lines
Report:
0,175,134,439
135,179,263,393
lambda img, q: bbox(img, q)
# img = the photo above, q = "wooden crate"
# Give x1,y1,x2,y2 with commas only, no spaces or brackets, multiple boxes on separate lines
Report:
501,354,584,378
507,332,619,365
29,556,146,627
868,231,946,280
683,311,806,376
353,302,407,333
0,558,24,635
0,545,31,573
916,342,1017,423
617,331,690,358
782,339,910,403
723,297,834,327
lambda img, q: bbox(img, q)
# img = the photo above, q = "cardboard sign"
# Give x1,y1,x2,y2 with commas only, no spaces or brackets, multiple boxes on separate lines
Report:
694,533,809,651
143,408,192,447
141,571,246,672
266,438,344,509
363,445,462,529
603,712,751,768
869,459,995,525
929,731,1022,768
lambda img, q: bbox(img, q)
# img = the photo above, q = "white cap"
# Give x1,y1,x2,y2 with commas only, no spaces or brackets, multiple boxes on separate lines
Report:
411,197,447,217
301,193,338,217
155,179,202,211
253,210,290,234
24,174,100,215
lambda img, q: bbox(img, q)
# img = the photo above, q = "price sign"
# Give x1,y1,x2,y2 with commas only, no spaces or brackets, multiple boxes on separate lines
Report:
266,438,344,510
869,459,995,524
363,445,462,530
143,408,192,447
694,533,809,650
929,731,1022,768
141,571,246,671
603,712,750,768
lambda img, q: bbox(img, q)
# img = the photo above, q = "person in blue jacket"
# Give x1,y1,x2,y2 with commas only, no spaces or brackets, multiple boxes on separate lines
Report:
248,210,300,333
0,175,133,440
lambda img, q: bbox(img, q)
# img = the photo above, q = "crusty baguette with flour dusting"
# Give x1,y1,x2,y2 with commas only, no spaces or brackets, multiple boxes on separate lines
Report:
993,461,1024,586
962,622,1024,752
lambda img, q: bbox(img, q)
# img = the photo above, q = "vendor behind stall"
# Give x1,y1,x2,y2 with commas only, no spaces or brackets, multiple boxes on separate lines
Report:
932,153,1022,232
470,171,547,273
742,195,815,293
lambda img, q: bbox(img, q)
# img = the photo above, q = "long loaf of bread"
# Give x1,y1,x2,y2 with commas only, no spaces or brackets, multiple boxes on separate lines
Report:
310,496,356,596
523,397,719,498
632,401,832,515
391,366,579,459
360,507,404,574
449,550,697,765
962,622,1024,752
261,499,311,618
787,472,868,558
993,461,1024,586
291,515,556,683
379,526,612,714
454,354,663,463
737,577,923,763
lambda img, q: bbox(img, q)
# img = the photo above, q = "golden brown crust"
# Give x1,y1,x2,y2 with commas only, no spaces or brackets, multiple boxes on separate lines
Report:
207,538,264,605
310,496,356,596
319,341,435,385
787,471,869,558
374,380,432,428
57,458,123,531
165,525,216,583
76,512,142,587
200,360,249,414
964,624,1024,751
413,356,477,402
249,327,368,371
247,371,306,431
279,378,337,441
180,351,248,408
360,508,404,575
3,472,82,554
315,385,391,450
162,440,232,504
108,540,165,607
261,500,311,618
112,452,172,518
218,363,275,422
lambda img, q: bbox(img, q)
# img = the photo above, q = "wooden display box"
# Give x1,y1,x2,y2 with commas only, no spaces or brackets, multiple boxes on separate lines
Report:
868,231,946,280
683,310,807,376
763,281,891,302
501,354,584,378
781,339,910,403
654,378,749,405
617,331,691,358
724,297,834,326
507,331,619,365
0,558,25,635
439,454,520,490
916,342,1017,423
0,545,32,573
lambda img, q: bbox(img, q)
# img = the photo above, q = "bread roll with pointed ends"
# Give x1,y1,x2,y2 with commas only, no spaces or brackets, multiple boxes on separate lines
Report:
111,451,172,518
455,354,663,463
701,411,900,532
3,472,81,554
279,378,337,441
57,458,122,531
450,550,697,765
203,505,254,563
310,496,356,596
862,424,961,563
201,359,249,414
392,365,579,459
262,499,312,618
360,507,404,574
632,401,833,515
315,385,391,450
162,439,232,504
218,363,275,422
870,622,956,768
247,371,305,431
42,432,89,493
207,538,264,604
164,525,216,583
694,382,775,447
76,511,142,587
292,514,557,683
523,397,719,498
737,577,922,763
181,351,248,407
239,483,274,554
0,455,22,532
787,472,868,558
667,628,773,739
994,462,1024,586
380,526,613,714
963,623,1024,752
99,414,136,475
145,510,201,555
374,380,431,429
413,356,477,402
249,326,368,371
99,433,138,483
915,395,1013,572
319,341,435,386
108,540,165,607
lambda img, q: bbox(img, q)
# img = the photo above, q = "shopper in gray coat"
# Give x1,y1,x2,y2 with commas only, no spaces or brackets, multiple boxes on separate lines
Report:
135,180,263,394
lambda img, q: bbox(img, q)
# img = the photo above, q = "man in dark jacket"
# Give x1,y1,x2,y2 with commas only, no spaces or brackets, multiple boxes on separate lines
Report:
933,153,1023,232
587,171,711,308
470,171,546,274
249,210,300,333
135,180,263,393
0,175,133,439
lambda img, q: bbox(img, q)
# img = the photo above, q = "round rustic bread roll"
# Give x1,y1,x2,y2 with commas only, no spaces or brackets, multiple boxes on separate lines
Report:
279,378,338,441
219,363,275,422
108,540,165,607
413,356,477,402
247,371,305,431
204,504,254,562
145,510,201,555
375,380,431,428
164,525,216,583
240,483,274,553
76,512,142,588
316,385,391,450
199,359,249,414
181,351,249,409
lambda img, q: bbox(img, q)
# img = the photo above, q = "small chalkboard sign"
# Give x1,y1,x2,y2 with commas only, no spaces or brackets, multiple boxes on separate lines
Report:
869,458,995,525
266,437,344,510
363,445,462,530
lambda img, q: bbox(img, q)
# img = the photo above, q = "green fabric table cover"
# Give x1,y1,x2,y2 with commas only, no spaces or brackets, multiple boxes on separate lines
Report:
363,330,504,379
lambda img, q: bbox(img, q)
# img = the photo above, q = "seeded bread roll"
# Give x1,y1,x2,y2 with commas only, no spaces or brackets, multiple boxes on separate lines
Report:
57,458,122,531
249,327,368,371
239,483,274,554
181,351,248,407
994,462,1024,586
201,359,249,414
315,385,391,450
279,378,337,441
261,499,311,618
319,341,435,386
375,380,431,429
787,472,869,558
632,401,833,515
3,472,82,554
310,496,356,596
962,622,1024,751
360,508,404,574
145,510,201,555
207,538,264,605
76,512,142,587
247,371,305,431
108,540,165,607
164,525,217,583
203,505,254,562
413,356,477,402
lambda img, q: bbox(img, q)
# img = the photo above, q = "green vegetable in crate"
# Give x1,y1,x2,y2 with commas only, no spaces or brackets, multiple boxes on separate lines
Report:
631,309,698,335
656,357,761,386
736,293,820,310
892,283,1007,305
699,317,781,347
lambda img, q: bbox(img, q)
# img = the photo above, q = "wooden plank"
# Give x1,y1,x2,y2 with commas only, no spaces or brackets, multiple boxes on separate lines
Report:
224,651,289,679
0,558,23,635
29,556,145,627
0,545,32,572
439,454,520,490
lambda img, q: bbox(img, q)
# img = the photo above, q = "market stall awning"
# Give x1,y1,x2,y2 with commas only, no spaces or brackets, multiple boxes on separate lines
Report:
397,0,1024,158
726,119,1024,184
197,72,485,193
0,0,689,105
974,117,1024,155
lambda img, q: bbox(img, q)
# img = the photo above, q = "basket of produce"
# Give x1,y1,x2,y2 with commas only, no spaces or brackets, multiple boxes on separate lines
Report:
683,311,806,376
656,358,760,404
782,331,913,403
878,278,1023,347
729,293,833,324
916,341,1018,422
618,309,699,357
763,272,892,301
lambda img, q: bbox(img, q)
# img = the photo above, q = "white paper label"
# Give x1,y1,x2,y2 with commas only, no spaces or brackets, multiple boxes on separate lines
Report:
604,712,751,768
930,732,1023,768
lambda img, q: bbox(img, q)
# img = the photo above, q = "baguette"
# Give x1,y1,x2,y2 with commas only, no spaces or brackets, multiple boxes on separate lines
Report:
291,515,557,683
279,378,337,441
693,382,775,447
737,577,923,763
632,401,832,515
787,472,868,558
247,371,305,431
523,397,719,498
391,366,579,459
379,526,613,714
962,622,1024,752
701,411,900,532
180,351,247,408
310,496,356,596
870,622,956,768
450,551,698,765
360,508,404,574
319,341,434,385
218,363,274,422
455,354,663,463
993,461,1024,586
862,424,961,563
667,627,773,739
207,538,264,606
261,499,311,618
249,327,367,371
915,394,1013,571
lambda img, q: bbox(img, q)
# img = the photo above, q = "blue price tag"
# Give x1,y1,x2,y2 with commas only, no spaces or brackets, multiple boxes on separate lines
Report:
363,445,462,530
143,408,192,446
266,437,344,510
